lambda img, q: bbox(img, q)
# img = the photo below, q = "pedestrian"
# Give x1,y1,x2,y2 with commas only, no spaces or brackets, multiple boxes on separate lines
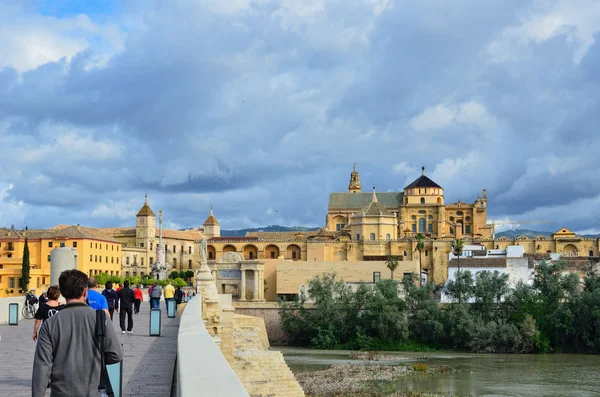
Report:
87,277,110,317
174,286,184,306
163,281,175,311
147,284,153,309
32,269,123,397
101,281,118,320
133,284,143,314
38,290,49,305
116,283,123,292
116,280,135,334
32,285,63,341
149,282,162,309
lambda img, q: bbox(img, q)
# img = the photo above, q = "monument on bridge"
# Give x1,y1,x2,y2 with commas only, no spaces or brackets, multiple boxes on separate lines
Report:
151,209,170,280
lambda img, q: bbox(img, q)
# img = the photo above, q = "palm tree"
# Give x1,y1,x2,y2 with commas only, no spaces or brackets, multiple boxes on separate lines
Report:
386,255,399,280
415,233,425,286
452,238,464,274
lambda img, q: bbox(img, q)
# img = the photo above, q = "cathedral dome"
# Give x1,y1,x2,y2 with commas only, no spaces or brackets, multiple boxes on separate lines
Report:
404,175,442,190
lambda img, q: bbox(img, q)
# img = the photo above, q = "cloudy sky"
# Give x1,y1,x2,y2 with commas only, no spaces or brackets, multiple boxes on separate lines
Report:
1,0,600,233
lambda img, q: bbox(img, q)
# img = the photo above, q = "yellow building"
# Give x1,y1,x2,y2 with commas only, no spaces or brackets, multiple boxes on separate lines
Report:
0,225,122,297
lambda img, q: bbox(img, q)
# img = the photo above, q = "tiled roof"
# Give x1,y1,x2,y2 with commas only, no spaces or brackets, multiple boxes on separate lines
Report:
245,231,319,240
99,227,137,237
0,227,25,239
160,229,202,241
137,203,155,217
404,175,442,189
203,215,219,226
24,226,121,243
352,194,394,218
448,258,507,268
328,192,403,210
209,237,259,242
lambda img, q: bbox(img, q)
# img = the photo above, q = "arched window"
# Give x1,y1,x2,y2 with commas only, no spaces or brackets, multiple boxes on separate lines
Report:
418,218,426,233
466,216,471,221
420,197,425,204
425,250,428,257
385,234,391,241
457,211,463,216
370,233,376,241
437,197,442,204
590,250,594,257
403,250,407,256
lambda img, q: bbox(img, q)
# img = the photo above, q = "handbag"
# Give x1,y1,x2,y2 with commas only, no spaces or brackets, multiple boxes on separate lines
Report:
95,310,115,397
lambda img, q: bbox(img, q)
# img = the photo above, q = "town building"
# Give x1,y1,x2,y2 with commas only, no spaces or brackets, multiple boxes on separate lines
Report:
0,225,121,297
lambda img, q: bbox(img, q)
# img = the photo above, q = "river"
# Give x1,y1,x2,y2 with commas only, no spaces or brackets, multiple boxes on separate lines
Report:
275,347,600,396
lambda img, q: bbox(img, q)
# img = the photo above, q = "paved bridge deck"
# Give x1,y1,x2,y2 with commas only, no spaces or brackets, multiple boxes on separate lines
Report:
0,303,179,397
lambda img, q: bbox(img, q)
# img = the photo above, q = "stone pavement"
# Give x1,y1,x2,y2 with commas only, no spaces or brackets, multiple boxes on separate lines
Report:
0,302,179,397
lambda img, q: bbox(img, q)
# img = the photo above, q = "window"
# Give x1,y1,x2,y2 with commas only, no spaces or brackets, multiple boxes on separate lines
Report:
403,273,412,280
418,197,424,204
37,278,41,288
428,224,433,233
150,243,153,250
373,272,381,283
412,224,416,232
140,243,144,248
106,244,108,250
188,246,192,254
95,255,98,262
150,257,154,264
370,233,376,241
112,245,114,251
141,272,144,277
89,270,93,277
99,256,102,263
90,242,92,248
60,242,65,247
96,243,98,249
126,257,130,265
292,251,297,259
105,256,108,263
425,250,429,257
188,259,192,269
47,255,51,262
73,242,77,248
336,223,345,231
270,252,275,259
48,242,53,248
403,250,407,256
141,258,144,266
173,258,177,266
411,215,416,220
386,234,391,241
457,211,463,216
9,278,15,288
133,272,137,277
428,215,433,220
116,258,119,264
418,210,426,214
173,245,176,253
7,253,11,258
450,227,454,234
111,257,114,264
465,216,471,221
90,254,93,261
249,251,254,259
356,234,361,241
418,218,426,233
449,216,454,221
465,225,471,234
590,250,594,257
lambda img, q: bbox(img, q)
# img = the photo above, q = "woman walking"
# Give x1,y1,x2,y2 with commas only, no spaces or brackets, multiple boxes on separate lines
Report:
133,284,143,314
32,286,63,341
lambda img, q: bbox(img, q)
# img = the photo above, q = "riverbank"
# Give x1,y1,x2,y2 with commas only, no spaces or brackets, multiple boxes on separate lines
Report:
296,352,453,397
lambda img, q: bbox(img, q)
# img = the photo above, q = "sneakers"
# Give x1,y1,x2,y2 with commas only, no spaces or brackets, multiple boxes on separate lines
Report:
127,331,133,334
121,331,125,334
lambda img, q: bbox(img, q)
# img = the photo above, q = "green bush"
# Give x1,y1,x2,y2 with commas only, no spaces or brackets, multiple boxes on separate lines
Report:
173,278,188,287
141,278,156,287
170,271,180,279
185,270,195,279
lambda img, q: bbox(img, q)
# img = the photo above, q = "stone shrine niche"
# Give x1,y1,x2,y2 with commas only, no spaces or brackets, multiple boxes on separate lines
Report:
219,252,244,263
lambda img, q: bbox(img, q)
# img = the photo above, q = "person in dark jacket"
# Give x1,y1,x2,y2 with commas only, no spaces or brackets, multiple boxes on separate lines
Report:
102,281,118,320
116,280,136,334
174,286,184,306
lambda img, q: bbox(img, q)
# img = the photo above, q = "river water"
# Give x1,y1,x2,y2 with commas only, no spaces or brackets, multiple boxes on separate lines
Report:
275,347,600,396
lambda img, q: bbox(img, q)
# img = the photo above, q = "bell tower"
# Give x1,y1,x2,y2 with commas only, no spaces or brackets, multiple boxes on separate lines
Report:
348,163,362,193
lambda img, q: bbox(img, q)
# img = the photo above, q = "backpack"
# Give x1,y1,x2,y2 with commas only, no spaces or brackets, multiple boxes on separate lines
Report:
150,286,162,299
103,289,116,308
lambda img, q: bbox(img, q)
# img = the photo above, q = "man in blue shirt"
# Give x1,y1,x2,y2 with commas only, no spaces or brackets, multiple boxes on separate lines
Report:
87,278,110,317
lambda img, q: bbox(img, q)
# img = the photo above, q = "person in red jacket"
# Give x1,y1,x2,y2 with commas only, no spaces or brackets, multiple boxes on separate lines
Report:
133,284,143,314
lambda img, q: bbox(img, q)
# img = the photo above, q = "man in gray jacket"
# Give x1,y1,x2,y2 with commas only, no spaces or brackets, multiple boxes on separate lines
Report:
32,269,123,397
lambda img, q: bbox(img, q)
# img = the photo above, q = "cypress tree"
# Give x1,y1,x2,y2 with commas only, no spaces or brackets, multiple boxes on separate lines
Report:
21,237,31,292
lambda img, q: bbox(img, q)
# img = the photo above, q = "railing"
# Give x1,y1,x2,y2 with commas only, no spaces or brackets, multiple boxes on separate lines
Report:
177,294,249,397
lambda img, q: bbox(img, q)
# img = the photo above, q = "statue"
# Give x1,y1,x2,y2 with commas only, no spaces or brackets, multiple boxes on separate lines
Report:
199,236,208,268
151,209,170,280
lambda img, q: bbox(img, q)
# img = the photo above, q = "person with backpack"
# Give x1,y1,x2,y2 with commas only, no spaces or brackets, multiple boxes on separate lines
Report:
102,281,118,320
149,282,162,309
174,286,184,307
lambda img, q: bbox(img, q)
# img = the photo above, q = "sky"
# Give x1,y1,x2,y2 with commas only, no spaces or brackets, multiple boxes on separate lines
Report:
1,0,600,233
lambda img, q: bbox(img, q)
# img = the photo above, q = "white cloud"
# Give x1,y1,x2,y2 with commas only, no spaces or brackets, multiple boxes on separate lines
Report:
487,0,600,63
90,201,136,220
0,4,125,72
409,101,496,131
392,162,417,175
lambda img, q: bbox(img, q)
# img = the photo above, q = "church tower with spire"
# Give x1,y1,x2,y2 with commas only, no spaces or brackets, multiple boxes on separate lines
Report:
348,163,362,193
136,194,156,252
203,206,221,239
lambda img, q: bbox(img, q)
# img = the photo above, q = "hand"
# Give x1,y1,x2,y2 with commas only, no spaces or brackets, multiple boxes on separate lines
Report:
33,333,37,342
115,308,119,312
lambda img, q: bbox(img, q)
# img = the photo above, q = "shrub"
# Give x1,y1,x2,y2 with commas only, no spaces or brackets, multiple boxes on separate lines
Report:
170,271,180,279
142,278,156,287
411,363,428,372
185,270,195,279
173,278,188,287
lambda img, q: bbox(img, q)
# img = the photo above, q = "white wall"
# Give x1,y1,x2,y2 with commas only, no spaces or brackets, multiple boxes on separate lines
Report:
0,297,26,325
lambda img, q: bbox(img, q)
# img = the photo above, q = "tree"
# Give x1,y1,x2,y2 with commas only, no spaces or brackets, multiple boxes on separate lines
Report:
170,271,180,279
184,270,195,280
20,237,31,292
473,271,510,321
415,233,425,286
445,270,474,304
386,255,399,280
452,238,464,273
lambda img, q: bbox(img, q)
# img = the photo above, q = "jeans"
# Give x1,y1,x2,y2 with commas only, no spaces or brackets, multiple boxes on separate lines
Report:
108,307,115,320
165,298,174,312
134,299,141,314
150,298,160,309
119,306,133,332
